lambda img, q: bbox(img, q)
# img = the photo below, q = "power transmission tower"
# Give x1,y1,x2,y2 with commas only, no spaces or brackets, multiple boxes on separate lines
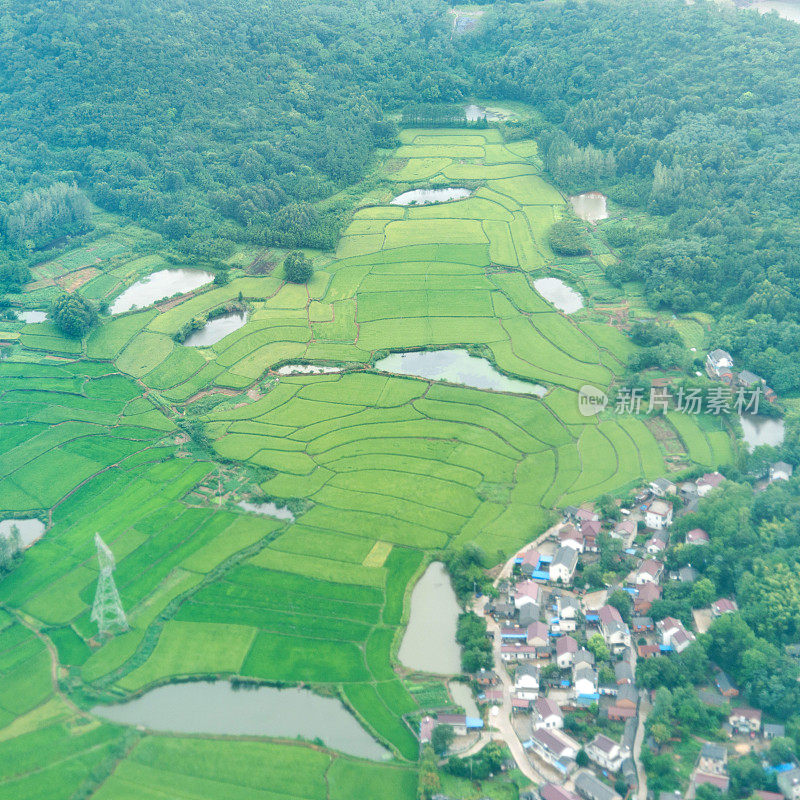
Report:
90,534,128,635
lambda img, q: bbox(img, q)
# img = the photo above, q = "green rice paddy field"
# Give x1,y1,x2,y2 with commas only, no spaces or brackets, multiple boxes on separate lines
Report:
0,127,733,797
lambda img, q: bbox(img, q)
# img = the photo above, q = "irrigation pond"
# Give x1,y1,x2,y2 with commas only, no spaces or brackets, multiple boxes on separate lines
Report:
740,414,785,452
391,188,472,206
533,277,584,314
183,312,249,347
398,562,462,675
110,269,215,314
92,681,390,760
0,518,46,548
374,349,547,396
569,191,609,224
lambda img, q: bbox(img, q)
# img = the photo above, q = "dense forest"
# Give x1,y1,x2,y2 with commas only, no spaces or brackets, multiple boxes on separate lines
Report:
471,0,800,392
0,0,465,272
2,0,800,392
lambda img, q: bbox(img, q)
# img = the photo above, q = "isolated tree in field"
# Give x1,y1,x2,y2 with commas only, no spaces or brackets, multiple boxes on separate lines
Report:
431,723,454,757
283,251,314,284
50,293,98,338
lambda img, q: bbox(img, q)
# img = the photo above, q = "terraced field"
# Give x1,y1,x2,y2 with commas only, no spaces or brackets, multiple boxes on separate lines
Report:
0,126,734,794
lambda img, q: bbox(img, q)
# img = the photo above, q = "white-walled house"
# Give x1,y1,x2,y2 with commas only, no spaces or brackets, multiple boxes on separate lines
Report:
586,734,625,772
645,499,673,530
550,547,578,584
635,559,664,585
515,663,540,700
533,696,564,730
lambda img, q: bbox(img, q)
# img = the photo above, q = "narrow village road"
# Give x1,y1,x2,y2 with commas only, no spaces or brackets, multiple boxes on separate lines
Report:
634,690,651,800
468,523,564,786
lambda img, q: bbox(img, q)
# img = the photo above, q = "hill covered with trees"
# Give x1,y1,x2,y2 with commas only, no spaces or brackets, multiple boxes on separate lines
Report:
2,0,800,393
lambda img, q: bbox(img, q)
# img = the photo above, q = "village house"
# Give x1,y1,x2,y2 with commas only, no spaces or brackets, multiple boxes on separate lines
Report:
515,663,541,700
528,728,580,776
581,519,601,553
738,369,765,390
686,527,710,546
634,582,662,614
650,477,677,497
637,643,661,659
764,723,786,740
645,499,673,531
612,518,637,542
574,648,595,669
657,616,696,653
607,684,638,721
532,696,564,730
515,579,541,605
556,596,581,632
574,770,622,800
712,598,738,616
698,742,727,774
520,549,548,580
599,605,631,653
778,768,800,800
632,615,654,634
550,547,579,585
615,659,634,685
729,706,762,736
419,715,435,744
575,507,600,527
501,643,538,662
527,621,550,648
635,559,664,585
472,669,499,687
714,669,739,698
573,663,599,701
540,783,580,800
556,634,579,669
645,531,668,555
559,525,584,552
677,565,699,584
697,471,726,497
489,599,517,622
586,733,626,772
694,772,730,794
770,462,794,483
706,349,734,382
436,713,484,737
621,718,638,787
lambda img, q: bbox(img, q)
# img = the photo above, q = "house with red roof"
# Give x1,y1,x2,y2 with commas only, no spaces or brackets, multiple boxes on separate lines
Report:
634,582,662,614
635,559,664,585
712,598,738,616
697,471,726,497
686,528,710,545
556,635,578,669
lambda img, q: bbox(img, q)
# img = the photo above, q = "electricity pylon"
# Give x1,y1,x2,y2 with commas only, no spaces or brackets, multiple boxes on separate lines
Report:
90,534,128,635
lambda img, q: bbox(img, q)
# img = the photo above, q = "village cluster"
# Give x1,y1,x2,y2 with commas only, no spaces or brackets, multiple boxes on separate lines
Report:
420,456,796,800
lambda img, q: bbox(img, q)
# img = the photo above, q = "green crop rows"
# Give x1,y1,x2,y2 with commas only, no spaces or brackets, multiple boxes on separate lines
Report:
0,126,734,796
